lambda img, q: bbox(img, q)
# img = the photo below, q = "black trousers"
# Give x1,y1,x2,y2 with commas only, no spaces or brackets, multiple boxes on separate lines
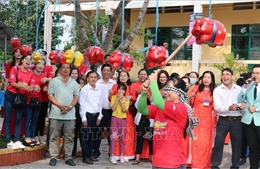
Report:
81,112,99,160
72,104,82,156
244,119,260,169
35,101,49,136
211,117,242,168
241,123,248,159
135,116,153,155
96,109,112,152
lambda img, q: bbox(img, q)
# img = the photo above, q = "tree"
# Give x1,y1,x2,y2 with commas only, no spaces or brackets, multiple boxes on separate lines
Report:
74,0,149,55
0,0,64,51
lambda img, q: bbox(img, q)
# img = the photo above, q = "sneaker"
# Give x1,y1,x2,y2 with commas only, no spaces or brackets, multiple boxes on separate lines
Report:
35,136,40,146
110,156,117,164
120,156,125,163
7,141,19,149
39,136,46,144
14,141,25,149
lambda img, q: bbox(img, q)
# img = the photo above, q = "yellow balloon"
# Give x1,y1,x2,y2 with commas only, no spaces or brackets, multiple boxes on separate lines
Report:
32,51,41,63
74,51,84,67
64,49,75,64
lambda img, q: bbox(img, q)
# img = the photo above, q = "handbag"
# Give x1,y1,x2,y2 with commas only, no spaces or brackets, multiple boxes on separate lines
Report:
13,67,27,107
30,98,41,108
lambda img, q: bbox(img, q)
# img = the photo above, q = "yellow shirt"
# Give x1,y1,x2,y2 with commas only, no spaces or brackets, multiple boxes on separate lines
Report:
111,95,130,119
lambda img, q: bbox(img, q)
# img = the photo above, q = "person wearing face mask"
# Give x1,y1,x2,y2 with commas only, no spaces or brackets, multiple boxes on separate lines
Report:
188,71,199,92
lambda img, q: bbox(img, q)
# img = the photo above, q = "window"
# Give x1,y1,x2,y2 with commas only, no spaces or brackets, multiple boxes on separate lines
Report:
232,24,260,60
145,27,192,60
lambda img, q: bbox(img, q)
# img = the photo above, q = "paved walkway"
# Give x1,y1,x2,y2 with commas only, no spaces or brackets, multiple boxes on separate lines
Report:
0,117,251,168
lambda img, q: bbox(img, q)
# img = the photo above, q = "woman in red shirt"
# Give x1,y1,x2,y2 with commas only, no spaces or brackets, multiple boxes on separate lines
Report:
4,54,32,149
138,70,189,169
108,70,135,161
4,48,22,92
35,50,53,145
24,60,46,146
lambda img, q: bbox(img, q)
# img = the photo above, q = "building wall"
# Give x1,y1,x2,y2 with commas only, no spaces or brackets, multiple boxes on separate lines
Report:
128,4,260,81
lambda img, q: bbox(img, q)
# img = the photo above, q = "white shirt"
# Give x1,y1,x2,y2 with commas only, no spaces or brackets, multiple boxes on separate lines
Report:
134,95,154,127
97,78,116,109
79,83,103,122
97,65,102,78
213,83,243,117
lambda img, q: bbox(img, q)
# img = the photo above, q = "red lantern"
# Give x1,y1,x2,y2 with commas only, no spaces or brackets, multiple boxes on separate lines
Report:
85,46,105,65
78,64,88,76
19,45,33,56
108,51,134,72
192,18,226,47
145,46,167,69
49,50,66,65
11,37,21,49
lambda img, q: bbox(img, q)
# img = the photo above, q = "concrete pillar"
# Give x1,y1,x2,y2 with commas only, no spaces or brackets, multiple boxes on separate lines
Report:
44,2,52,65
192,3,203,73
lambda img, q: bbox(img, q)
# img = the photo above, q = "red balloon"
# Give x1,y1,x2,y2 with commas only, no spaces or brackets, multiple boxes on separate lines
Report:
145,46,167,69
19,45,33,56
49,50,66,65
108,51,134,72
192,18,226,47
85,46,104,65
78,64,87,76
11,37,21,49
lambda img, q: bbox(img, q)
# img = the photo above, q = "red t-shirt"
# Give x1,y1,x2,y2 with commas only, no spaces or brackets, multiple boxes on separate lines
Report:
41,65,53,102
27,72,46,100
131,81,143,102
7,66,32,94
5,62,12,79
148,101,188,168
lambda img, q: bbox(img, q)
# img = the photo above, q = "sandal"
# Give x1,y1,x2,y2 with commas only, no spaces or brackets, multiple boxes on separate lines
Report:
132,160,140,165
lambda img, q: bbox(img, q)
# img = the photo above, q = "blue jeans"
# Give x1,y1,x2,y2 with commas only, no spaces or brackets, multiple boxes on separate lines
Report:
4,90,16,142
13,99,26,142
24,104,40,139
152,164,186,169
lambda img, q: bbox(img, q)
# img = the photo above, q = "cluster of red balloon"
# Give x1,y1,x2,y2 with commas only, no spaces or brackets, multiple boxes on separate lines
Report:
145,46,167,69
85,46,135,72
11,37,33,56
191,18,226,48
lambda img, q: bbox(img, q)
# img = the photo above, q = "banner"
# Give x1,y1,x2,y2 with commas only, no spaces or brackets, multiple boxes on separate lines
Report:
188,13,203,46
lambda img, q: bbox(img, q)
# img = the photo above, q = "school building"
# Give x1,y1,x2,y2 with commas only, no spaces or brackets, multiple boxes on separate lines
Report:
51,0,260,81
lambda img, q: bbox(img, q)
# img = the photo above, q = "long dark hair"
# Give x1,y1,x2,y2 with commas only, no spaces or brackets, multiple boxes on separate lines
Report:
117,70,132,86
19,55,30,65
157,70,169,90
198,71,215,95
70,66,80,83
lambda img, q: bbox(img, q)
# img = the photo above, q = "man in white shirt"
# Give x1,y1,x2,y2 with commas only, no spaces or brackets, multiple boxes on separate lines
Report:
97,54,110,79
79,70,103,165
96,63,116,157
211,68,244,169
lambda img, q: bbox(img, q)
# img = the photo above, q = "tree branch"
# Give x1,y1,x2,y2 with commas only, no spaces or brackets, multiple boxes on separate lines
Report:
103,0,130,53
75,1,91,48
117,0,150,51
80,10,101,46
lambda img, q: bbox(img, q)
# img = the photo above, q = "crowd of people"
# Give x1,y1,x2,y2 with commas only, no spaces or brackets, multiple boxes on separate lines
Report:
2,48,260,169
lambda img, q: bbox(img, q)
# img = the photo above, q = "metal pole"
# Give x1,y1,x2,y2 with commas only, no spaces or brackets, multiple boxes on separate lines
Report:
4,36,7,66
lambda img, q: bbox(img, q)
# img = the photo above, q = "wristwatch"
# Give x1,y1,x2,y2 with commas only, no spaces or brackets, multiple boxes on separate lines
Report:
256,107,259,112
69,105,73,109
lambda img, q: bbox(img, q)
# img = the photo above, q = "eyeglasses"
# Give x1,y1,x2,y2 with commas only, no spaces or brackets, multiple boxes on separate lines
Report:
245,80,252,84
